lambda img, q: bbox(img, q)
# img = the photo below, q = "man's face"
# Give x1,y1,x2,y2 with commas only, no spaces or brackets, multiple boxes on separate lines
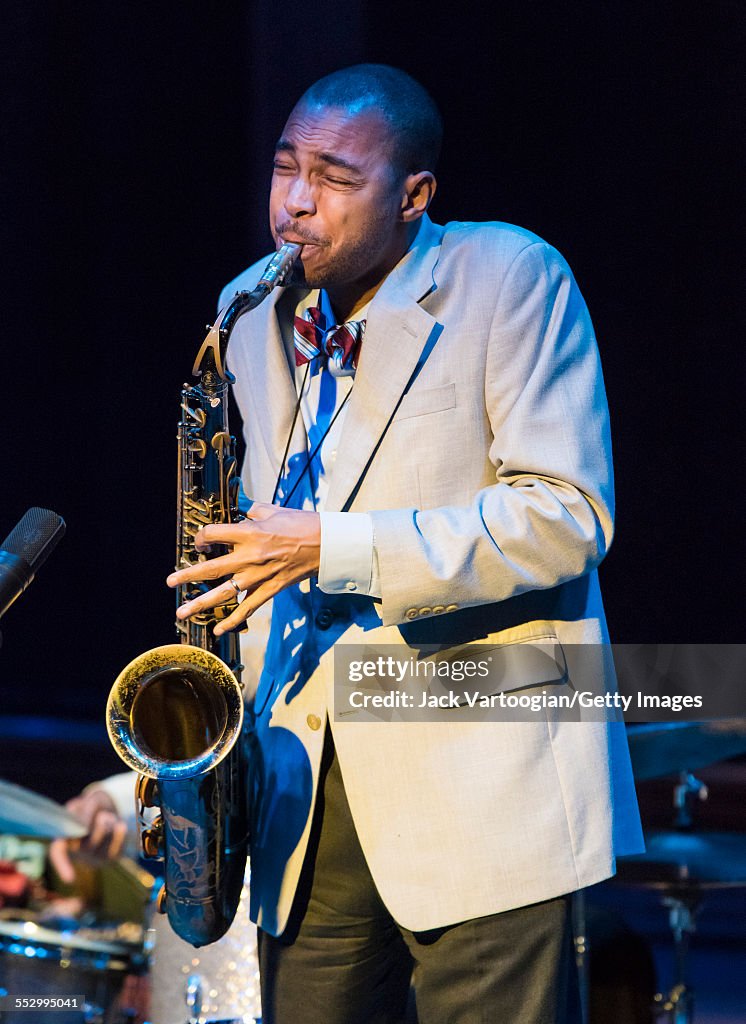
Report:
269,102,407,294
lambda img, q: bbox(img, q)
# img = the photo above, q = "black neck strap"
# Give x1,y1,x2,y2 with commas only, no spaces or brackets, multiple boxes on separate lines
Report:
271,360,354,508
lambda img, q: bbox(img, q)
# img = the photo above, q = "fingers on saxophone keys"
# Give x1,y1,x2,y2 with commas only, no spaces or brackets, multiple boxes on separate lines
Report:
214,598,253,636
167,555,231,588
194,522,255,551
213,581,274,636
175,578,242,621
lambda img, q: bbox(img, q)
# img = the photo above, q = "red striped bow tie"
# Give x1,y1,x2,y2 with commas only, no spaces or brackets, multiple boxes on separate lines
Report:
293,306,365,373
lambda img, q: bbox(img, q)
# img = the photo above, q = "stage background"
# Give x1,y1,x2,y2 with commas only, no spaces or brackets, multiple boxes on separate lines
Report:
1,1,741,734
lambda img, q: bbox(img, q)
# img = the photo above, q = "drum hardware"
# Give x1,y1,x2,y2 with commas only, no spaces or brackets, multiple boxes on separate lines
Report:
617,752,746,1024
185,972,203,1022
672,774,707,829
651,890,698,1024
607,878,726,1024
618,824,746,1023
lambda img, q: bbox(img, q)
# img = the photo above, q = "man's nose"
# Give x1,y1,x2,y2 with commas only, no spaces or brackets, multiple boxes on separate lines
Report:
284,176,316,218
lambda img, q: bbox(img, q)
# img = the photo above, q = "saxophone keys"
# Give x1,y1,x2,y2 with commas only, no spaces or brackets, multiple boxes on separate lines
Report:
188,438,208,459
181,401,207,427
211,431,231,451
136,774,158,808
141,818,164,859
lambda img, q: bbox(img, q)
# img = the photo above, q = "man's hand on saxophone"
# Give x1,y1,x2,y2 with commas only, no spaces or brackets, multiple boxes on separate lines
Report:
166,501,321,635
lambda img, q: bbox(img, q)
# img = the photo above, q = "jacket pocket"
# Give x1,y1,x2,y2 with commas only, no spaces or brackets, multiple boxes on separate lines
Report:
396,382,456,420
422,634,568,707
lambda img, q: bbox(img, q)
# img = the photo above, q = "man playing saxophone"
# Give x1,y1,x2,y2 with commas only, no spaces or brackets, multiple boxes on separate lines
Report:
111,64,643,1023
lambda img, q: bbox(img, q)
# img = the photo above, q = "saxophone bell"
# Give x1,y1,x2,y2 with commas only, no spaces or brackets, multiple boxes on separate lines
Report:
106,644,244,782
106,644,247,947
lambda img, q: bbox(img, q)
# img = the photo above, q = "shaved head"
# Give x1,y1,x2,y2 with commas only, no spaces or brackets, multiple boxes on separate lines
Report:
297,64,443,176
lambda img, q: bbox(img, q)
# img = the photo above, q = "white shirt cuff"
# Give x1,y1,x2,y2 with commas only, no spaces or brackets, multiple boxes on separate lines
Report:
319,511,380,598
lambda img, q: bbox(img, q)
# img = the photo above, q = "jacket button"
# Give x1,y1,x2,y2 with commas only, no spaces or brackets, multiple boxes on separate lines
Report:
445,603,458,613
419,607,432,616
405,608,419,620
315,608,335,630
432,605,445,614
307,714,322,731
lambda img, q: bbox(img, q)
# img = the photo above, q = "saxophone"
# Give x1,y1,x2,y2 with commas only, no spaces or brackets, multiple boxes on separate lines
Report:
106,243,302,947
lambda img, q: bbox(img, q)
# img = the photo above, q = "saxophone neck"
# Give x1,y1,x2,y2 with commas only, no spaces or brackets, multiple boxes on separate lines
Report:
191,316,232,385
191,242,303,382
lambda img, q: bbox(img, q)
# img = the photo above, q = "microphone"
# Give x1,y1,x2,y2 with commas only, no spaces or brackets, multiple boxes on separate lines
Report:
0,508,66,619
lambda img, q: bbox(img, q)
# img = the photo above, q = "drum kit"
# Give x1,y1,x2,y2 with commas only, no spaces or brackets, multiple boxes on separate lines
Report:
0,780,146,1024
0,722,745,1024
0,778,261,1024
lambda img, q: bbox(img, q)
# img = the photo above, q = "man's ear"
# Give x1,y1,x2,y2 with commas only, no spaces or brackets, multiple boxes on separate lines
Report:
400,171,437,222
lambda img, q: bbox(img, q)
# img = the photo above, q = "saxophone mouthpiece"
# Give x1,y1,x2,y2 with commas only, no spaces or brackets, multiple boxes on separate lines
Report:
256,243,303,290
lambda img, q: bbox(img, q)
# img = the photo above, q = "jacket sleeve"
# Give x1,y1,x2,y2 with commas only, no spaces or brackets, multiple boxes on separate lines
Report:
369,241,614,627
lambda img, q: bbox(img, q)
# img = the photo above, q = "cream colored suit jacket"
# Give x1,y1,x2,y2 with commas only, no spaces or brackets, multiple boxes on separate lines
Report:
222,216,643,937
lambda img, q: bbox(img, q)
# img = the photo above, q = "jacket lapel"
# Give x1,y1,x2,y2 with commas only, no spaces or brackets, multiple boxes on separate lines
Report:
326,215,444,512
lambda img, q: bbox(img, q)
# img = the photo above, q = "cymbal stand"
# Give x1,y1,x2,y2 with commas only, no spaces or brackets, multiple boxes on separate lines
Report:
652,771,708,1023
652,888,701,1024
673,772,708,828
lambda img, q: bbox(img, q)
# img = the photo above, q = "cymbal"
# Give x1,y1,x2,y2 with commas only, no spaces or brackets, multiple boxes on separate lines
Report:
627,720,746,781
0,917,135,956
0,779,87,839
618,830,746,888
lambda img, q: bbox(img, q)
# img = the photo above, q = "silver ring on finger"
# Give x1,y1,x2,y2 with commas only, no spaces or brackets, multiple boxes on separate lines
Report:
227,577,242,596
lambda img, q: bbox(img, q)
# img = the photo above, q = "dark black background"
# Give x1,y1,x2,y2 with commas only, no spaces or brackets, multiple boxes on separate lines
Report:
1,1,742,726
